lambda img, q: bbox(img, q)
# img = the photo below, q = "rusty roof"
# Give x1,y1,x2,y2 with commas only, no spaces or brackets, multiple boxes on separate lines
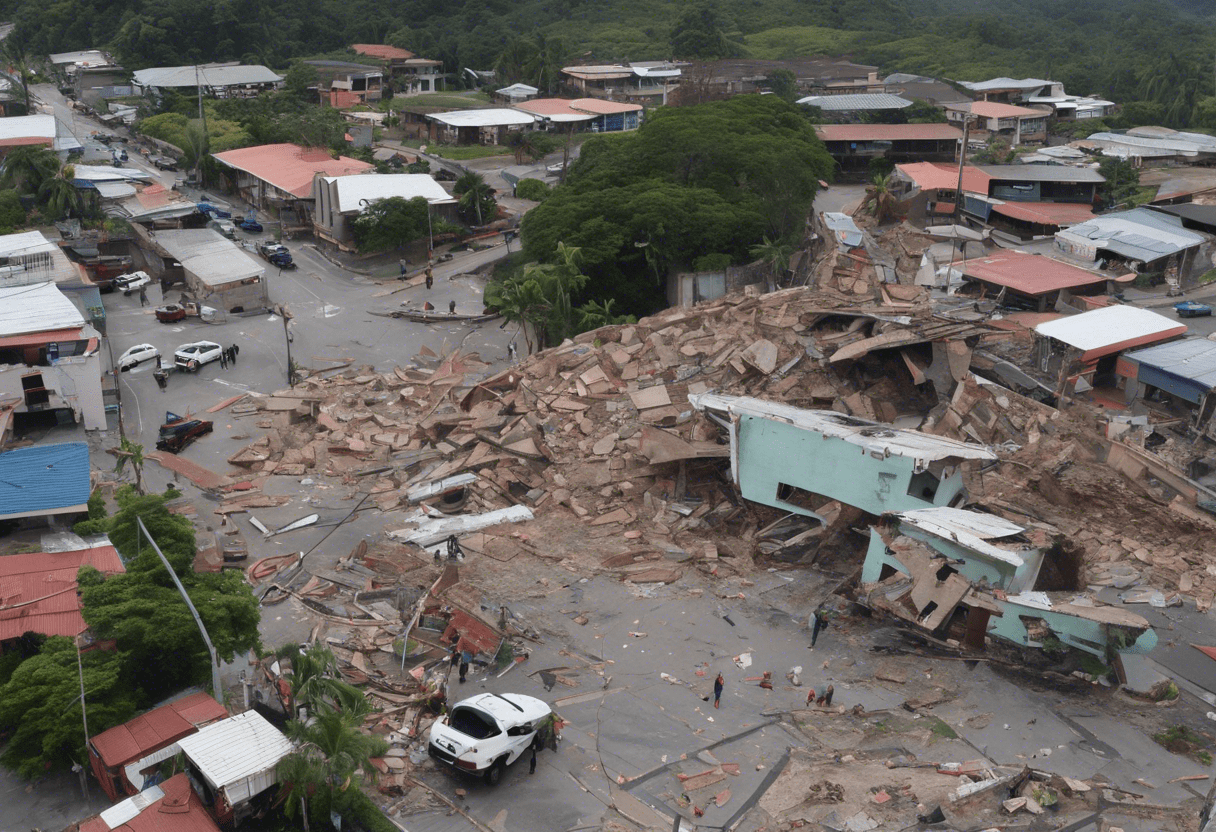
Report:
90,692,228,767
0,545,124,642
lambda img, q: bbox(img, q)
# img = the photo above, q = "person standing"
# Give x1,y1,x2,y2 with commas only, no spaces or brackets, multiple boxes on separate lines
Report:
220,347,229,369
529,743,537,774
449,300,457,315
508,341,517,362
713,673,724,709
459,649,471,683
232,343,239,364
810,605,829,648
400,259,407,279
425,265,434,290
138,286,148,306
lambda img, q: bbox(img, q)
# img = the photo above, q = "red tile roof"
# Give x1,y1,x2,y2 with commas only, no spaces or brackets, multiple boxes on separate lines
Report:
990,201,1094,226
0,546,124,642
90,692,228,767
78,774,223,832
212,143,373,199
896,162,991,195
960,251,1108,296
516,98,590,116
815,124,962,142
968,101,1045,119
352,44,414,60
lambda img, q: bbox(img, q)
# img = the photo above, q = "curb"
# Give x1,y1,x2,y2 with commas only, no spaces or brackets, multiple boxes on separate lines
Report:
306,243,374,276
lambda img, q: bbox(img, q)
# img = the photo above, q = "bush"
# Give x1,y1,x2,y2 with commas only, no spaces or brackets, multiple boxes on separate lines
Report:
345,788,400,832
515,178,551,202
692,253,732,271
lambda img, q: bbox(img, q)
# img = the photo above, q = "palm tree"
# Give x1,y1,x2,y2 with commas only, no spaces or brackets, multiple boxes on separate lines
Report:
277,708,388,825
524,33,570,95
40,163,84,220
864,173,898,224
113,437,146,495
494,37,532,85
1,145,59,194
454,170,496,226
749,236,795,290
277,643,364,720
0,39,33,114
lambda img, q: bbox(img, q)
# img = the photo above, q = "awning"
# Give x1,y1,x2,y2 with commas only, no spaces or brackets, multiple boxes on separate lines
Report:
990,201,1094,226
0,328,84,348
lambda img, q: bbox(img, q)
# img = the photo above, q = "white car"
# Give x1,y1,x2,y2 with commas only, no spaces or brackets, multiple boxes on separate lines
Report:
114,271,152,295
174,340,223,371
428,693,551,785
117,343,159,371
209,219,236,239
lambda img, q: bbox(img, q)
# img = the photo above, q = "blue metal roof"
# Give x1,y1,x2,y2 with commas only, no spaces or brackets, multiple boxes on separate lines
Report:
1122,337,1216,404
0,442,91,520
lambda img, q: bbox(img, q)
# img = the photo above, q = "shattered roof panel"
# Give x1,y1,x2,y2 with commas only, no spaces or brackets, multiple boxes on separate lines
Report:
822,212,863,247
896,507,1028,567
689,393,997,463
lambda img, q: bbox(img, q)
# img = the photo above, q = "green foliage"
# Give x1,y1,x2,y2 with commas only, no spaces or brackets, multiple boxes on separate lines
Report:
277,708,389,825
351,196,430,253
345,788,400,832
575,297,635,333
515,178,551,202
521,95,832,319
1098,157,1141,208
278,643,366,719
485,242,589,351
762,69,798,102
693,252,732,271
77,489,260,704
283,60,319,100
904,100,948,124
0,636,136,778
453,170,497,225
0,189,26,232
670,3,739,60
0,146,59,194
86,488,106,521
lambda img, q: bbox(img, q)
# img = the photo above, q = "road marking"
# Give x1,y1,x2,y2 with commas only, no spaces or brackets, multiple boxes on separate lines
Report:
212,379,253,392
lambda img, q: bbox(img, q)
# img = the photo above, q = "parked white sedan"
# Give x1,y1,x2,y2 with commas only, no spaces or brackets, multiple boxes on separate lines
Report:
117,343,160,371
173,341,223,371
428,693,551,785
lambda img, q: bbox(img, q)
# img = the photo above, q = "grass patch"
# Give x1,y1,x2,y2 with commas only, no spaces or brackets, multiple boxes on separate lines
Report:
928,717,959,740
1197,268,1216,286
1129,185,1160,207
1153,724,1213,765
427,145,513,160
1080,654,1110,678
381,91,491,111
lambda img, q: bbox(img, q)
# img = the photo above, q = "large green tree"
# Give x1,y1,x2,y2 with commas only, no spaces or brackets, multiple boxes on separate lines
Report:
518,95,833,318
0,637,136,778
75,489,261,704
350,196,430,253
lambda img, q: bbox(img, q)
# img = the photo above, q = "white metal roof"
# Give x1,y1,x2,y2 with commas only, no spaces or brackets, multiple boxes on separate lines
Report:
0,113,55,144
496,83,538,96
797,93,912,110
427,108,536,128
689,393,997,463
0,282,85,336
71,165,154,183
1034,305,1183,351
320,173,456,212
176,711,293,794
94,181,138,199
152,229,265,287
133,63,282,89
99,783,165,829
960,77,1053,92
0,230,57,259
48,49,113,66
896,507,1028,567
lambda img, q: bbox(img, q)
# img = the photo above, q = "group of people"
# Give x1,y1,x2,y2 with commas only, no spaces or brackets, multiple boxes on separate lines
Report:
709,604,836,711
218,344,240,369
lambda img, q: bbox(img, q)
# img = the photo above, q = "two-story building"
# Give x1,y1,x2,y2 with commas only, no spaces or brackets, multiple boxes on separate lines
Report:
561,62,683,104
814,123,961,171
945,100,1048,145
212,143,373,220
352,44,445,92
313,173,457,251
303,60,384,107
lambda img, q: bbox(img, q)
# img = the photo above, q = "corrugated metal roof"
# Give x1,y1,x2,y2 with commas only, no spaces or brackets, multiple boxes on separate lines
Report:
1123,337,1216,390
960,77,1053,92
0,442,91,521
896,162,991,195
1057,207,1206,262
953,101,1045,119
815,123,961,142
321,173,455,213
176,711,293,794
152,229,265,287
796,93,912,111
989,201,1094,227
0,544,124,641
1034,305,1186,354
427,108,536,128
896,507,1029,567
959,251,1105,295
87,774,222,832
981,164,1105,183
91,692,227,767
133,63,282,89
212,143,372,199
823,212,864,248
0,114,55,146
689,394,997,463
497,83,538,95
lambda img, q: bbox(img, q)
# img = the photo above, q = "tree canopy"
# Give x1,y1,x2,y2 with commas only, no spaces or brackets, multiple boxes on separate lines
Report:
351,196,431,253
517,95,833,318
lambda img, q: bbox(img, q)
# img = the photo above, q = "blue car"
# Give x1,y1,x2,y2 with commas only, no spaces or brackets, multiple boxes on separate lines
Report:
1174,301,1213,318
238,218,263,233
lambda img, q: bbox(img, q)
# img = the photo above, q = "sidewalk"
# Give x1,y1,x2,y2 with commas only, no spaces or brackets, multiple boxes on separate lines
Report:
1125,281,1216,308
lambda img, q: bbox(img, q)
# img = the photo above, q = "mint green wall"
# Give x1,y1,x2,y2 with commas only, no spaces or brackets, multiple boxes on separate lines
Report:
990,596,1158,657
735,414,966,518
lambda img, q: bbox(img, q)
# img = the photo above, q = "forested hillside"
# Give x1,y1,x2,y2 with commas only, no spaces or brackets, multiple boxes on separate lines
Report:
5,0,1216,126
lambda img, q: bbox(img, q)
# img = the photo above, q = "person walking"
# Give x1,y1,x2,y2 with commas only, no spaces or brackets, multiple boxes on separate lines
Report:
219,348,228,369
449,300,457,315
810,605,829,648
138,286,148,307
425,265,434,290
399,259,408,279
508,341,517,362
713,673,724,709
232,343,240,364
459,649,471,683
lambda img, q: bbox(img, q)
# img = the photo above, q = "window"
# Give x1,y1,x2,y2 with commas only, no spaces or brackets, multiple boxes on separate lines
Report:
21,373,49,407
907,469,940,501
450,707,501,740
775,482,824,513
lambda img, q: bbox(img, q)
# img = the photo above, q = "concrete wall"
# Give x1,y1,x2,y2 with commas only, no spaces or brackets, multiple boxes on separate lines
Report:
185,274,267,314
0,351,106,430
732,414,968,519
669,260,767,307
862,522,1045,594
989,595,1157,657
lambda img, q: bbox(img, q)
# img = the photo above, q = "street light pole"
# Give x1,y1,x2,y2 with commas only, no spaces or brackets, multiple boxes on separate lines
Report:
74,633,90,802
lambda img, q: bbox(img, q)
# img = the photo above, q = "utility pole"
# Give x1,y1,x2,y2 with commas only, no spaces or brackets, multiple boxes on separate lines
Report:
953,115,972,222
280,304,295,387
136,517,223,701
194,64,208,186
74,632,91,802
